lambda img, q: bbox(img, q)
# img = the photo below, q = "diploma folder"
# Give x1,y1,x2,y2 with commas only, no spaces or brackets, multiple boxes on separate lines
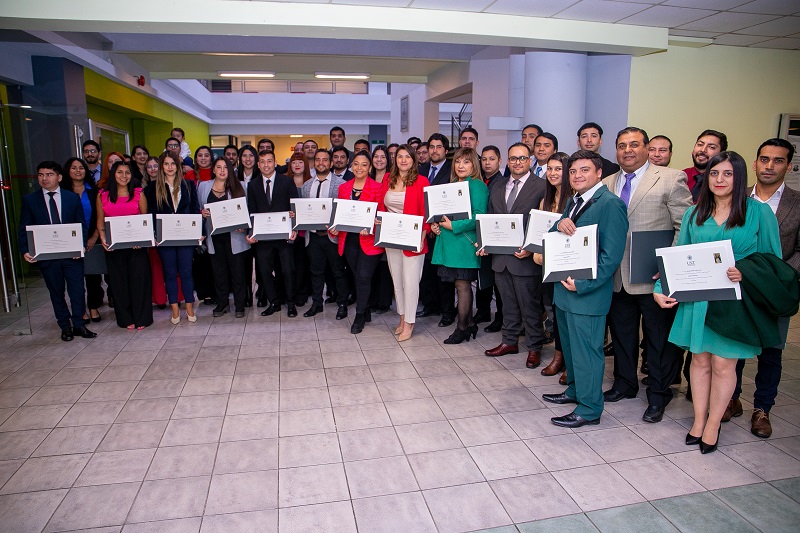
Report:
290,198,334,231
542,225,598,283
155,214,203,247
104,215,155,250
27,223,84,261
374,212,424,253
475,214,525,255
330,199,378,234
206,197,251,235
629,230,675,284
656,240,741,302
423,181,472,223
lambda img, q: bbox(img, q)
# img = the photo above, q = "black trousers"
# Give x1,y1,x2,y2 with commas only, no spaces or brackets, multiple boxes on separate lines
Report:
343,234,381,314
254,241,295,303
419,241,454,317
307,232,347,306
192,249,215,301
85,273,104,310
369,258,394,310
209,235,247,311
608,288,681,407
106,248,153,328
39,258,86,330
476,285,503,319
733,347,782,412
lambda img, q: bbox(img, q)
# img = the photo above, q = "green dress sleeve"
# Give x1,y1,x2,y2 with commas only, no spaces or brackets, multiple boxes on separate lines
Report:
450,179,488,235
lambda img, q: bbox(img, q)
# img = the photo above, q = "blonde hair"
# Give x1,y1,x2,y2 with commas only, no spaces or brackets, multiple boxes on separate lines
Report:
449,148,481,182
155,152,184,210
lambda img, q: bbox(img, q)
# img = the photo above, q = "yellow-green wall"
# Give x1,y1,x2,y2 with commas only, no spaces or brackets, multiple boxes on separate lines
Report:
84,69,209,155
628,45,800,175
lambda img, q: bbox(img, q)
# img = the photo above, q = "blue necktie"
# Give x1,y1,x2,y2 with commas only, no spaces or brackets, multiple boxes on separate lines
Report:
620,173,635,207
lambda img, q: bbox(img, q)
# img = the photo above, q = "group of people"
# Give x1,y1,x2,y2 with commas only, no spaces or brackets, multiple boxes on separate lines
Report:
20,121,799,453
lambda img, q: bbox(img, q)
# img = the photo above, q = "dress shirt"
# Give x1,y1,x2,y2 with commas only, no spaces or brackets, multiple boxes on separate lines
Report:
313,174,331,198
533,163,546,178
331,170,346,182
263,172,276,203
569,181,604,218
751,182,784,215
429,162,443,182
505,172,531,205
243,171,254,186
614,161,649,200
88,166,101,186
166,181,182,212
42,188,61,223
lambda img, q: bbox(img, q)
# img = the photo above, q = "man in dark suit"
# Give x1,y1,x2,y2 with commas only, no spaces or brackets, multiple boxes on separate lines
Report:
475,145,505,330
730,138,800,438
577,122,620,178
483,143,547,369
542,150,628,428
331,146,354,182
19,161,96,342
247,150,299,318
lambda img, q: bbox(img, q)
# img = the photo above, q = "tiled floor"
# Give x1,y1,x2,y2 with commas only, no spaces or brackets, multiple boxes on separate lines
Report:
1,282,800,532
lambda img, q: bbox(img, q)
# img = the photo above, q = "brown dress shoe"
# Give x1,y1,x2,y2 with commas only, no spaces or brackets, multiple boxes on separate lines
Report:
722,398,743,422
751,408,772,438
484,343,519,357
559,369,567,385
526,351,541,369
541,350,564,376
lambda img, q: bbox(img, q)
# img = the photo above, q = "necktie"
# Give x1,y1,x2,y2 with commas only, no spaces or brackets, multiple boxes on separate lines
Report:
535,166,543,177
571,196,584,219
265,179,272,208
47,191,61,224
620,172,635,207
429,165,437,180
507,179,520,211
316,178,327,198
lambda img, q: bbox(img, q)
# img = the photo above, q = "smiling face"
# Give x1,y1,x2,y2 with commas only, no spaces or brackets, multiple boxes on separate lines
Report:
395,148,414,174
224,147,239,166
114,164,132,188
546,159,563,189
615,131,648,174
82,145,100,165
162,156,178,179
352,155,371,180
258,153,276,177
69,161,86,182
507,145,532,179
533,137,556,165
707,160,734,200
314,151,331,175
372,151,387,172
240,150,255,171
303,141,318,160
133,147,149,166
213,159,228,181
648,138,672,166
453,156,474,181
195,149,212,169
569,158,602,195
290,159,306,176
578,127,601,152
521,127,539,150
691,135,722,171
146,159,159,178
332,151,348,172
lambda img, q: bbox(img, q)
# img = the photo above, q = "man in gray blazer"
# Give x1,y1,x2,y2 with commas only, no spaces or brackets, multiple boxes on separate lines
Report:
484,143,547,368
602,127,693,423
301,149,349,320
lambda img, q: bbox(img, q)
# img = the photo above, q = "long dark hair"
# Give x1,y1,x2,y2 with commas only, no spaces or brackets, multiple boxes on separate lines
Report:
61,157,91,192
542,152,572,214
106,161,136,202
370,145,391,179
213,157,245,199
194,145,213,169
237,145,261,182
387,145,419,189
691,151,748,229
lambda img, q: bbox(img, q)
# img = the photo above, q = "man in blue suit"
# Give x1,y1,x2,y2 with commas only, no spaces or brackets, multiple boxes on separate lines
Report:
19,161,96,342
542,150,628,427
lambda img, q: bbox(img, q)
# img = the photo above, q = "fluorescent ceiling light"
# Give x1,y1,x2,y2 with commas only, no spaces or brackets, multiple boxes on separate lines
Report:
315,72,370,80
289,134,303,138
217,71,275,78
19,105,32,109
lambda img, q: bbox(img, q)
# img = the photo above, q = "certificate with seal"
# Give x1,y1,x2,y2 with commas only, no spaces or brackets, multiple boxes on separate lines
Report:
475,214,524,254
542,224,598,283
27,223,83,260
656,239,740,302
105,214,155,250
424,181,471,223
290,198,333,231
374,211,424,253
330,199,377,234
155,214,203,246
205,197,250,235
251,212,292,241
522,210,563,253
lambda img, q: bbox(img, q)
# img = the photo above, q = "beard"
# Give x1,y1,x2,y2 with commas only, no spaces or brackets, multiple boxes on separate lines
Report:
692,154,708,170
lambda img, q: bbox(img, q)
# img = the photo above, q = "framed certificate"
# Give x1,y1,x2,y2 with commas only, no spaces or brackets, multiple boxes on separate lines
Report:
475,214,524,254
542,224,598,283
330,199,377,234
155,214,203,246
374,211,424,253
251,212,292,241
522,210,563,253
424,181,472,223
656,240,740,302
630,229,674,284
291,198,333,231
105,214,155,250
205,197,250,235
26,223,83,260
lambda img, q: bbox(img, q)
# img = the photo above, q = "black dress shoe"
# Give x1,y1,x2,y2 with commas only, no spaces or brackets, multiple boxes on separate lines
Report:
641,376,650,386
351,313,366,334
700,428,720,454
336,304,348,320
90,313,102,323
72,326,97,339
304,305,323,318
542,393,577,405
325,296,336,304
244,293,253,308
287,304,298,318
372,306,389,315
416,308,440,318
261,303,280,316
685,432,702,446
213,304,229,317
438,316,454,327
473,312,491,324
603,389,637,403
551,412,600,428
203,297,215,305
484,318,503,333
235,310,245,318
61,328,74,342
642,404,665,423
257,298,268,308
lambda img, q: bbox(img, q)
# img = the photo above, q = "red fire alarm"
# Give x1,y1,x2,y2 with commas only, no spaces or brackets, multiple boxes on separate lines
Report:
135,75,145,86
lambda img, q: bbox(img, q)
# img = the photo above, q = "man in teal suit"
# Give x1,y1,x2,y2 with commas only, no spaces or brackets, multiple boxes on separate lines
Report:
542,150,628,427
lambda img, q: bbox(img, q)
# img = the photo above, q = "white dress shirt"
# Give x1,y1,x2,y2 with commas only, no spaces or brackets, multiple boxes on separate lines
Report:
614,161,649,200
263,172,276,203
751,182,784,215
569,181,604,218
42,188,62,223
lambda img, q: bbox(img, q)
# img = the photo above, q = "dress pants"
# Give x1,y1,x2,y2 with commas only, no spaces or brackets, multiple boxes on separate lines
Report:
209,235,247,311
733,347,782,412
158,246,196,304
106,248,153,328
494,268,544,351
419,240,454,317
38,258,86,330
192,249,215,302
558,307,605,420
254,241,295,304
385,248,424,323
343,235,381,315
608,288,681,407
85,273,104,310
476,285,503,318
307,232,348,307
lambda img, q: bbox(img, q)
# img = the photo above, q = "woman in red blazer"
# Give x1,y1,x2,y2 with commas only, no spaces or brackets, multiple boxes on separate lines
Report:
330,151,384,334
377,145,430,341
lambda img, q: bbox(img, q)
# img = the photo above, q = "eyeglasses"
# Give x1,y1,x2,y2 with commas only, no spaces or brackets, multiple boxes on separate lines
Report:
508,156,530,163
167,144,180,149
83,149,98,154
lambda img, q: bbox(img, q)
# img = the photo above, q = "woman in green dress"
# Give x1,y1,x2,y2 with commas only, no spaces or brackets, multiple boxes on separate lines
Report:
654,151,780,453
430,147,489,344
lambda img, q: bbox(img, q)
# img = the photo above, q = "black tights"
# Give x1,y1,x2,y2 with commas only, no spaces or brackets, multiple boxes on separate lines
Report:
455,279,474,331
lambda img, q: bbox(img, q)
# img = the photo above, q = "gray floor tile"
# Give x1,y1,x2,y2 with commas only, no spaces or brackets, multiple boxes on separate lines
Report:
98,420,168,452
205,470,278,514
171,395,228,419
586,502,678,533
146,443,216,480
450,414,519,447
75,448,155,486
0,404,71,431
408,448,485,489
352,492,437,533
721,440,800,481
422,374,479,396
467,440,546,480
329,382,383,407
0,429,51,460
714,482,800,532
0,489,68,533
517,513,599,533
278,433,342,468
345,455,419,498
161,416,223,446
491,473,582,523
610,455,705,500
375,378,431,401
214,438,278,474
423,482,513,533
651,491,759,533
279,408,335,437
226,391,278,415
79,380,138,402
483,387,546,414
338,427,405,462
128,476,211,522
25,384,89,406
1,453,90,494
116,397,177,422
279,500,357,533
525,433,605,472
200,510,277,533
502,409,574,439
31,424,110,457
395,420,464,454
385,397,446,425
666,449,764,490
578,427,659,463
122,516,202,532
435,392,498,419
552,464,645,512
220,413,278,442
278,463,349,507
46,482,140,531
333,403,392,431
279,386,331,411
771,476,800,503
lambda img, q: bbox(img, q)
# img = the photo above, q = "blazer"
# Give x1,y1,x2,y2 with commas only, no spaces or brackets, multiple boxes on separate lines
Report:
197,180,250,255
334,169,355,182
603,164,693,294
748,184,800,270
301,173,345,246
419,159,452,187
377,175,431,256
336,178,384,256
600,156,621,179
487,173,546,276
19,188,87,256
247,173,298,214
553,185,629,316
144,180,200,216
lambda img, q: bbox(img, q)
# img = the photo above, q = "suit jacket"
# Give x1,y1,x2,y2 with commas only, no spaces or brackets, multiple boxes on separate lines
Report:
301,173,345,245
377,175,431,256
336,178,384,256
603,165,692,294
553,185,629,316
601,156,621,179
334,169,354,182
418,159,452,187
19,189,87,256
748,184,800,270
143,180,200,216
197,180,250,255
247,173,298,214
487,174,546,276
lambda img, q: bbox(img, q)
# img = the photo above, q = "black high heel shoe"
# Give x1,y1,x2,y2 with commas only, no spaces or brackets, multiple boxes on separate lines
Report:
685,432,702,446
468,324,478,339
700,427,721,454
443,327,470,344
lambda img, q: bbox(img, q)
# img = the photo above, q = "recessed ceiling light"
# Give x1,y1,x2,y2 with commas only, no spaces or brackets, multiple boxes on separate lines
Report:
19,105,31,109
289,134,303,138
217,71,276,78
315,72,370,80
